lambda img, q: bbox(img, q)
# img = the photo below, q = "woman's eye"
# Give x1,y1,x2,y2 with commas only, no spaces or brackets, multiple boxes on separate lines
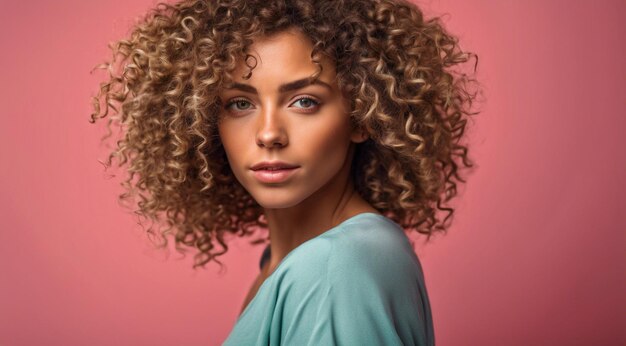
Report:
225,97,320,113
226,99,253,111
291,97,320,110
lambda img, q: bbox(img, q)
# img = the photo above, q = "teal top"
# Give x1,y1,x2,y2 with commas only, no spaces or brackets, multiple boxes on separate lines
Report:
222,213,434,346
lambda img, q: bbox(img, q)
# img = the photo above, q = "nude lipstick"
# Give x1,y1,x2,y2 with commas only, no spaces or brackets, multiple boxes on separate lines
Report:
250,161,300,184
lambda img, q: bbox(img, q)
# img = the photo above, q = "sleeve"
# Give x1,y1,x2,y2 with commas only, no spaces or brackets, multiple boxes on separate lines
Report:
280,238,434,346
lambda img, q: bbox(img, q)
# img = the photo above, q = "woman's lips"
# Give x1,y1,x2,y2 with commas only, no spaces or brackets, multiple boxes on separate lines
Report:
251,167,299,183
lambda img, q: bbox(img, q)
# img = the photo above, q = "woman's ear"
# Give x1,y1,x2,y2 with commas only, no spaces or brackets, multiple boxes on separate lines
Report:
350,126,369,143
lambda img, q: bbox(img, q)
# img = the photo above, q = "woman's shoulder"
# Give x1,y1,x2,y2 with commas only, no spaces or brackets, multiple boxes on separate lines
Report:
326,213,425,288
328,212,413,254
276,213,434,346
283,213,425,290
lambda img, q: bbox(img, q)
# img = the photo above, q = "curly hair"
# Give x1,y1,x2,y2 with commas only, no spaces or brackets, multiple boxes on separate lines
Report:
89,0,480,269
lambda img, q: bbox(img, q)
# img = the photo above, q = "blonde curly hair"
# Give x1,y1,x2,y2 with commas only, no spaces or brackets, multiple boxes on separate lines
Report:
90,0,480,268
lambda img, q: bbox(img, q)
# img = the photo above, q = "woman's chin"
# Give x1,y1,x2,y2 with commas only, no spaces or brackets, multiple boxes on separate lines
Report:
249,191,306,210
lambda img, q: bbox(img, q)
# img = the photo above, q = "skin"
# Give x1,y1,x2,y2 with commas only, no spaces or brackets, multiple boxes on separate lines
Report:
216,28,380,313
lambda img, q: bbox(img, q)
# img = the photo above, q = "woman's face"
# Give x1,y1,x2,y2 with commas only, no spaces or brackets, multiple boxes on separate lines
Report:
217,28,367,209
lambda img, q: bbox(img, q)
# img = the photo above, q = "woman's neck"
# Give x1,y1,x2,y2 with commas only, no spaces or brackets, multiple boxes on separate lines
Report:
262,179,379,279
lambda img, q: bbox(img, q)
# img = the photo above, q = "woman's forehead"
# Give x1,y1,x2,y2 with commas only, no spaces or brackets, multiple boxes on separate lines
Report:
228,29,337,82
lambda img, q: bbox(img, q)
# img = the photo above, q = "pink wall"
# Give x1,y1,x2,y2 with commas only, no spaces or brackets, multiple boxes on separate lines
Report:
1,0,623,345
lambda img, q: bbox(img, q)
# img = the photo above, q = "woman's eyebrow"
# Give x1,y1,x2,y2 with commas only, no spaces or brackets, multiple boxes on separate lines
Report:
225,77,332,94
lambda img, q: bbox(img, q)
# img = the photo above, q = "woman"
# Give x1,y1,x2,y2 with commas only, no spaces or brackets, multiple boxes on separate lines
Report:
90,0,478,344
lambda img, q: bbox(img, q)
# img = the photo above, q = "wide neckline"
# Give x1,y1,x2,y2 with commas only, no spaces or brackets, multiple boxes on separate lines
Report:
236,212,387,322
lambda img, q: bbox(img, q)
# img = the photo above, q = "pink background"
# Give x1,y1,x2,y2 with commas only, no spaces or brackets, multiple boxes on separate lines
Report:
1,0,624,345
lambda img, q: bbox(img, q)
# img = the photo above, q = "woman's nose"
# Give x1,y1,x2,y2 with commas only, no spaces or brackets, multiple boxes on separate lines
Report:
255,105,288,148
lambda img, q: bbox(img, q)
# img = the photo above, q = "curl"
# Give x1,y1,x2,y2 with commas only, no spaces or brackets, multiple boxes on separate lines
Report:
89,0,481,268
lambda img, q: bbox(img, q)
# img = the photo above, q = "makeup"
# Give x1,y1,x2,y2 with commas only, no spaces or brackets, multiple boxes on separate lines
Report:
251,167,299,183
